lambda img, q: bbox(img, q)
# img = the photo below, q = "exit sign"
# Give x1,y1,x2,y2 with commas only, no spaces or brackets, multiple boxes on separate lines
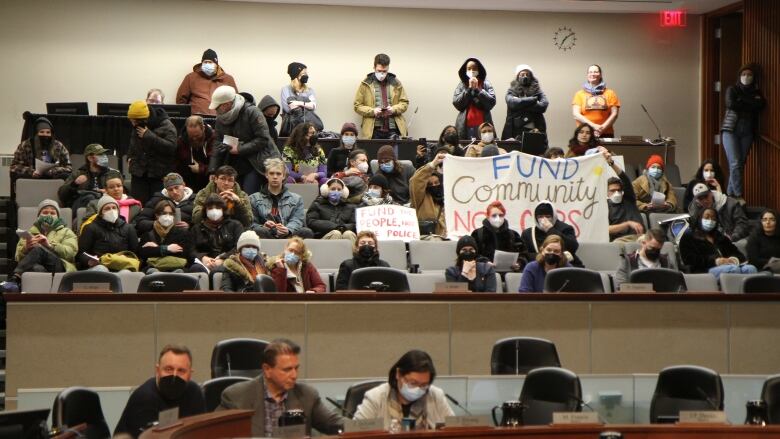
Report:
660,9,687,27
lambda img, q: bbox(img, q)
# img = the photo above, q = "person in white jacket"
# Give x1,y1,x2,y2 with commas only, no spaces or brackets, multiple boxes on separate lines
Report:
354,350,454,430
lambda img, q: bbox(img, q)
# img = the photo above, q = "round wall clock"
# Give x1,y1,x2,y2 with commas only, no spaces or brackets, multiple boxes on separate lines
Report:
554,26,576,51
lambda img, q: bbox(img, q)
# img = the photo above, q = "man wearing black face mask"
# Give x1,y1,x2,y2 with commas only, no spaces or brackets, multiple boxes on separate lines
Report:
410,148,448,240
115,345,205,438
614,228,670,289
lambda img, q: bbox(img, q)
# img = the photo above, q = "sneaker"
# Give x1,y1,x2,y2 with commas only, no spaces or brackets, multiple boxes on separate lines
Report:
0,281,20,293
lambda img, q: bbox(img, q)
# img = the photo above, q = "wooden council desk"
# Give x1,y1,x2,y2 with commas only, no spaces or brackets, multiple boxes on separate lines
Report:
5,292,778,410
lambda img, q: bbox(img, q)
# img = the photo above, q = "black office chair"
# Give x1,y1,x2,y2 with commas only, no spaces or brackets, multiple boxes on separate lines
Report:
348,267,411,292
519,367,582,425
543,268,604,293
629,268,687,293
202,376,252,412
743,276,780,293
57,271,122,293
253,274,277,292
491,337,561,375
137,273,200,292
761,374,780,424
210,338,270,378
649,365,724,423
51,387,111,439
342,380,384,418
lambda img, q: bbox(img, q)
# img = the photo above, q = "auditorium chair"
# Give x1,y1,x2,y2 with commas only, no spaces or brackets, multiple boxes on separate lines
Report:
491,337,561,375
348,267,410,292
406,272,445,293
51,387,111,439
409,240,459,271
377,239,409,270
576,242,624,272
304,239,353,271
504,272,523,293
682,273,719,292
761,374,780,424
210,338,270,378
14,178,63,207
137,273,200,292
743,275,780,293
543,267,605,293
343,380,384,418
629,268,687,292
519,367,582,425
649,365,724,423
57,271,122,293
202,376,252,412
720,273,771,294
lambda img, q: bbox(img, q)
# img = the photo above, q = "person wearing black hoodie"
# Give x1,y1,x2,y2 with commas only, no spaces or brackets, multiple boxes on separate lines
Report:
502,64,549,141
453,58,496,140
335,231,390,291
127,100,178,205
175,116,217,192
520,200,583,267
259,95,281,143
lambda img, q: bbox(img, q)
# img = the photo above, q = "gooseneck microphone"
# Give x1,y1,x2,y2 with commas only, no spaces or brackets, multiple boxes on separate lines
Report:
640,104,665,143
445,393,473,416
569,394,607,424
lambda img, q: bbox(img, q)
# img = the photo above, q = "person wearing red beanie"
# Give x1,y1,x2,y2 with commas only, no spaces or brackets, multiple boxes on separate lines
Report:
631,154,677,213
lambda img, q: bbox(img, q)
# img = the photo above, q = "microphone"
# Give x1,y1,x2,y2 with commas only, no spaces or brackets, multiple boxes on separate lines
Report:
569,394,607,424
695,386,721,411
554,279,571,293
445,393,473,416
326,397,348,416
226,353,232,376
405,106,420,132
640,104,665,143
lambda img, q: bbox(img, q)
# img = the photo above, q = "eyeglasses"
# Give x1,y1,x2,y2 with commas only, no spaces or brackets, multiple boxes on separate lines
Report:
217,176,235,183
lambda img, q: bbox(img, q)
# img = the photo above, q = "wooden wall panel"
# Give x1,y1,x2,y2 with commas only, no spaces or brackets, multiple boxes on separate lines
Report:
742,0,780,209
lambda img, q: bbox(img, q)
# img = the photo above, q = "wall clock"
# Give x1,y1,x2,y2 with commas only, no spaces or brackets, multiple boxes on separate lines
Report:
554,26,576,51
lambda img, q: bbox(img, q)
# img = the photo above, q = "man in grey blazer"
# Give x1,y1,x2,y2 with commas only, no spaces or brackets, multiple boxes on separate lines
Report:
217,338,345,436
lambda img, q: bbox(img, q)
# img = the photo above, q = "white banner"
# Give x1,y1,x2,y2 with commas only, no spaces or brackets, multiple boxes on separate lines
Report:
443,151,609,242
356,205,420,242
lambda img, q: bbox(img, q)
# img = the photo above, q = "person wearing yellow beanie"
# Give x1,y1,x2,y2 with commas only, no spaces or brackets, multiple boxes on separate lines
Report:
127,99,178,205
127,100,150,120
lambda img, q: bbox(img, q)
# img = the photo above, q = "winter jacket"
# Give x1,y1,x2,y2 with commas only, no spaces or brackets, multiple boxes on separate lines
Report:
268,257,326,293
249,186,306,235
680,229,746,274
305,197,356,238
377,162,414,205
453,58,496,139
520,201,582,267
133,187,196,234
409,165,446,238
259,95,281,142
609,171,644,241
445,262,497,292
190,218,243,260
746,230,780,270
138,225,193,268
213,101,280,176
470,218,526,262
335,255,391,291
127,107,178,179
77,217,138,269
632,173,678,212
614,251,671,288
221,253,269,292
721,83,765,132
502,78,549,140
58,164,119,210
11,117,72,180
15,223,78,272
176,63,238,116
85,196,142,225
518,260,572,293
175,124,217,192
191,181,253,227
353,72,409,138
688,196,751,242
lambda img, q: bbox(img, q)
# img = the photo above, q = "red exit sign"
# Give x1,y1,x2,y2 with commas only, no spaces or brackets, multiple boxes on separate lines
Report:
660,9,687,27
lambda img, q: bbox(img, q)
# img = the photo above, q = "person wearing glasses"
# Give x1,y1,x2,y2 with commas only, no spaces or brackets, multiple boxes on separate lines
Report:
354,350,453,430
191,165,252,227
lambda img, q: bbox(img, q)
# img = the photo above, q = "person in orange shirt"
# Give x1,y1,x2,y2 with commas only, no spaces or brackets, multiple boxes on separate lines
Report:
571,64,620,137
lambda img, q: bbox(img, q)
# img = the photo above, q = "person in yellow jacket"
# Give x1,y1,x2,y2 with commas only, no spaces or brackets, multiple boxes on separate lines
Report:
410,147,448,240
353,53,409,139
2,200,77,293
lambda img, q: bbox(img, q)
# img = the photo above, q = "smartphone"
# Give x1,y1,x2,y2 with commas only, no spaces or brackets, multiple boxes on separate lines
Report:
419,137,427,147
16,229,33,240
174,208,182,224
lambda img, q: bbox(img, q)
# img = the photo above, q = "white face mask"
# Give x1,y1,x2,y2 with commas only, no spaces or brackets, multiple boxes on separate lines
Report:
703,170,715,180
610,191,624,204
481,132,495,144
466,70,479,79
488,215,505,228
375,71,387,82
357,162,369,173
207,208,223,221
740,74,753,86
158,214,174,227
102,209,119,223
201,62,217,77
342,135,357,147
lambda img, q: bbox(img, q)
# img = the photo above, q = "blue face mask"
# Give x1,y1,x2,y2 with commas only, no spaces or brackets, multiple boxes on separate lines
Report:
367,189,381,198
96,155,109,168
399,382,427,403
648,167,663,179
380,162,394,173
284,252,300,265
328,191,342,203
201,63,216,76
701,219,717,232
241,247,258,260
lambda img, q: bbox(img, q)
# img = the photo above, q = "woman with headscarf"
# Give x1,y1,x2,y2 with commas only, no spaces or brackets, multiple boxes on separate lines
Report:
453,57,496,140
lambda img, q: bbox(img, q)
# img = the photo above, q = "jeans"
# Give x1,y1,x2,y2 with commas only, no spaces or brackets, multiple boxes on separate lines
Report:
708,263,757,280
722,126,754,197
241,171,266,196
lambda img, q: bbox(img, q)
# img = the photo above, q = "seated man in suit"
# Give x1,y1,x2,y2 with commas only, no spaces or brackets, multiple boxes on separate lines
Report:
114,345,206,438
218,338,344,437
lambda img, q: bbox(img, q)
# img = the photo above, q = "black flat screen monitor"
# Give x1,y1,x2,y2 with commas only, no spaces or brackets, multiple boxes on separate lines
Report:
96,102,130,116
150,104,191,118
0,408,50,439
46,102,89,116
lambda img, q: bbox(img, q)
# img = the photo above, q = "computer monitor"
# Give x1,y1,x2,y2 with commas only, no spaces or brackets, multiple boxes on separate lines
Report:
0,408,49,439
46,102,89,116
96,102,130,116
150,104,191,118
